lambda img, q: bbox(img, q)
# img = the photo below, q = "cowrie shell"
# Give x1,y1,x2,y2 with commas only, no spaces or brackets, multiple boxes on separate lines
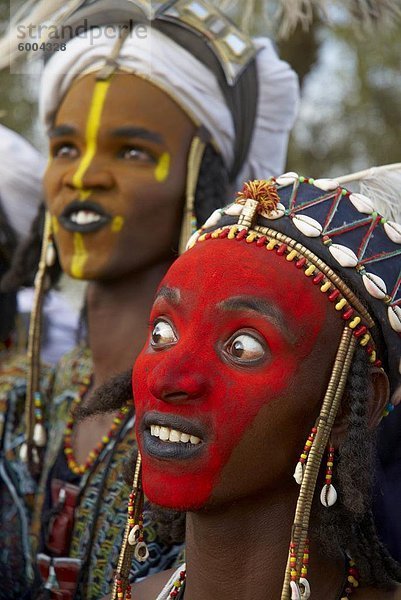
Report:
224,203,243,216
276,171,298,186
292,214,323,238
313,178,339,191
19,442,28,463
203,209,222,229
384,221,401,244
299,577,311,599
33,423,46,447
134,541,149,563
388,306,401,333
128,525,140,546
45,243,56,267
320,484,337,507
290,581,301,599
328,244,358,267
261,202,286,220
185,230,201,250
293,462,304,485
362,272,387,300
349,193,374,214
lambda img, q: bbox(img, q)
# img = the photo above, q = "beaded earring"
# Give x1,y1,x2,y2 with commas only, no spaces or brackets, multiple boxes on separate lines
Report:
293,427,317,484
112,452,146,600
320,444,337,507
178,128,210,255
20,211,53,470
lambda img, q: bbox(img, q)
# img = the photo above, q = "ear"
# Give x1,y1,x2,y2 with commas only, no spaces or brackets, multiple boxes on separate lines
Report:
330,366,390,449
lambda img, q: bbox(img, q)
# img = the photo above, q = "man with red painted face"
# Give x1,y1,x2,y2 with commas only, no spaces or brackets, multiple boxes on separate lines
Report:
102,176,401,599
0,1,299,598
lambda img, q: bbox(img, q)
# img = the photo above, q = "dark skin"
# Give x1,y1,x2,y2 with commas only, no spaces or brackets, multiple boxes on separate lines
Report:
43,72,196,463
129,240,399,600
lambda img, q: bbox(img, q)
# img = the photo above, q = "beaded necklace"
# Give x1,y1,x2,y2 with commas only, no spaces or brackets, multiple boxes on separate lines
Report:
165,558,359,600
63,375,128,475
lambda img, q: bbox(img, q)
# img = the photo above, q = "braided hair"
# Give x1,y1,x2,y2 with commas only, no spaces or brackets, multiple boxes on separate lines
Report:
1,143,229,293
317,345,401,589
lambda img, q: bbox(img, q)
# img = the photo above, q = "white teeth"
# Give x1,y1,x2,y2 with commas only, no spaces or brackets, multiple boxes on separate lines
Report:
159,426,170,441
150,424,202,445
70,210,101,225
169,429,181,442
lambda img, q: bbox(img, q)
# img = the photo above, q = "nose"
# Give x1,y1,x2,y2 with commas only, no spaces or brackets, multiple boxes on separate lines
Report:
148,365,209,406
62,157,114,191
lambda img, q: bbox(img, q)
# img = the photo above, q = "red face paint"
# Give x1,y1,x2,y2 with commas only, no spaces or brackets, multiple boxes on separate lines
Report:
133,239,328,510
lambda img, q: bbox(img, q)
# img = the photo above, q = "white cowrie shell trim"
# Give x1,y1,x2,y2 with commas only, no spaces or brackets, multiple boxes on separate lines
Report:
313,178,339,191
349,192,374,214
276,171,298,186
203,209,222,229
224,203,243,216
362,272,388,300
388,306,401,333
328,243,359,267
320,484,338,507
384,221,401,244
292,214,323,238
261,202,286,220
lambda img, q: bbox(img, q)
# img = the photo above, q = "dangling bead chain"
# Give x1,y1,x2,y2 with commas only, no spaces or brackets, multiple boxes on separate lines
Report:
116,575,132,600
340,559,360,599
64,376,128,475
168,570,186,599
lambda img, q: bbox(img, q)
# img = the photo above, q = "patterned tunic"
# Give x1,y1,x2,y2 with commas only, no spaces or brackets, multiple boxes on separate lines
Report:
0,345,182,600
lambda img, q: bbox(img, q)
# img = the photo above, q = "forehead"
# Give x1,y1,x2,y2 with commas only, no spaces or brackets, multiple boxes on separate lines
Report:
54,71,194,133
161,238,329,324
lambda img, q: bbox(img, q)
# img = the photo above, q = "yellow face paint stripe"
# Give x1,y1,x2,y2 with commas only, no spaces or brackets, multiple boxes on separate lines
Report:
72,79,111,191
70,233,89,279
154,151,170,183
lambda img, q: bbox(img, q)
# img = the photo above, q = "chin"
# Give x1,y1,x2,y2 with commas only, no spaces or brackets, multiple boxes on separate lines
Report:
141,461,214,512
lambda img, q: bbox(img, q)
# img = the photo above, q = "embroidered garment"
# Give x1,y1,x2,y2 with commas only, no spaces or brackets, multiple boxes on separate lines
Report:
0,345,182,599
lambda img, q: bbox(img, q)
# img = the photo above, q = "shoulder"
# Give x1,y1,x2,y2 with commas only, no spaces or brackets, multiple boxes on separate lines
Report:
132,567,178,600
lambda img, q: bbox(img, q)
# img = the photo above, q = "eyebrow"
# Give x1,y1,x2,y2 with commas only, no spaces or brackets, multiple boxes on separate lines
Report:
218,296,296,343
154,286,181,306
110,126,164,144
48,125,77,138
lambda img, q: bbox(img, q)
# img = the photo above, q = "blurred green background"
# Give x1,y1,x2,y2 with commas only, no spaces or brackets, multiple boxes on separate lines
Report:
0,0,400,177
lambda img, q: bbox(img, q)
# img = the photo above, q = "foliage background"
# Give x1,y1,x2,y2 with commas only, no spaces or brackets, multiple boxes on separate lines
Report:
0,0,400,178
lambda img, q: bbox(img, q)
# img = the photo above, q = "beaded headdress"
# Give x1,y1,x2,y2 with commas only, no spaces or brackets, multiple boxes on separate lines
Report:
182,171,401,600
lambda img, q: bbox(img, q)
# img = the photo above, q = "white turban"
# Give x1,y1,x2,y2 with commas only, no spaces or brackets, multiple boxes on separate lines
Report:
0,125,45,240
39,26,299,185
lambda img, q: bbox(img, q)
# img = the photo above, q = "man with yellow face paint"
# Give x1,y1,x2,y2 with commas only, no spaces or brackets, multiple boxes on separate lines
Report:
0,1,299,598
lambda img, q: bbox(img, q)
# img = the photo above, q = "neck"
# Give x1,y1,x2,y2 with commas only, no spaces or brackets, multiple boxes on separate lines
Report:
184,484,345,600
86,260,172,387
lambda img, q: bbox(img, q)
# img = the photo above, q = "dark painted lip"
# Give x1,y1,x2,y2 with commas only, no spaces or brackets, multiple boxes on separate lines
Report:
59,200,112,233
141,411,207,440
141,411,208,461
142,429,205,461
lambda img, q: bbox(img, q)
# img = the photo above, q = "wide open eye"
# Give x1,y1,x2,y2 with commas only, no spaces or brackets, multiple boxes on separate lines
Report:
52,143,79,159
119,146,156,163
151,319,177,349
225,331,267,364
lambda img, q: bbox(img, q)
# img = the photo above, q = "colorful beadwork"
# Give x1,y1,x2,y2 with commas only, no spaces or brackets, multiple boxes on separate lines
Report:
63,376,128,475
169,570,186,599
340,559,360,598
